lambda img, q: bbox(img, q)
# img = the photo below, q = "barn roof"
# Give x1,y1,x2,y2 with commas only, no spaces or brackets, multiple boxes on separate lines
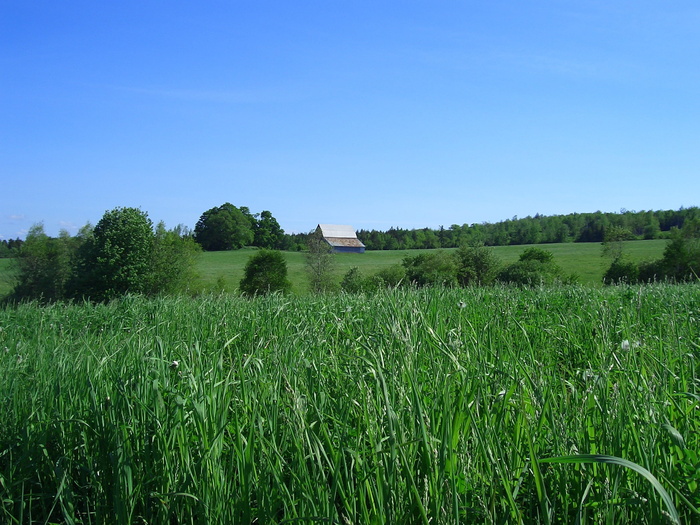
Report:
318,224,359,238
317,224,366,249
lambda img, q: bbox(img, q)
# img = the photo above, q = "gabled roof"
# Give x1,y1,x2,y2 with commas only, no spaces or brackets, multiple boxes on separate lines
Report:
318,224,359,238
317,224,365,249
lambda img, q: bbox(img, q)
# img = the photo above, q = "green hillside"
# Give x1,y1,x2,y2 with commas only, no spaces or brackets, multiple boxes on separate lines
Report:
196,239,667,294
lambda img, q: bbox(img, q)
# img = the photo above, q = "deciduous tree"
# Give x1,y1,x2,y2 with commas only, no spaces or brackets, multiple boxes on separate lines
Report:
194,203,254,251
306,229,336,293
253,210,285,249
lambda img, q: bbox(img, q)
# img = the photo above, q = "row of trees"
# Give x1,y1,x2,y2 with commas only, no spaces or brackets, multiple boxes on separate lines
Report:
191,204,698,255
0,238,23,258
356,207,699,250
3,206,696,258
8,207,200,303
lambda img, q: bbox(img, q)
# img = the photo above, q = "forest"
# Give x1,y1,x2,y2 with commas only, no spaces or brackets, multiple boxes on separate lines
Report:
356,207,699,250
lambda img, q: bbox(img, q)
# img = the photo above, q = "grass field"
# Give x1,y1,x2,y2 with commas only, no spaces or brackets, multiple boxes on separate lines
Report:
1,284,698,523
0,240,668,298
196,239,668,294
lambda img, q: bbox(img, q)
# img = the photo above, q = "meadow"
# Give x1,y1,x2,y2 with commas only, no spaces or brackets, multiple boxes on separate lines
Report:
0,240,667,298
196,239,668,294
1,283,698,523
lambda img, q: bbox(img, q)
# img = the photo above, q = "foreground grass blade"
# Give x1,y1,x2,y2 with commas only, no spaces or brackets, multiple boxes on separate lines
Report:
539,454,680,524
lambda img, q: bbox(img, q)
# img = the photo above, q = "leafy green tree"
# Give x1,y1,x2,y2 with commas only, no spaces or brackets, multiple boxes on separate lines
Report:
454,243,501,286
306,229,336,293
75,207,155,301
0,238,23,258
601,226,634,261
239,249,291,296
253,210,285,249
660,219,700,281
149,222,201,295
9,224,77,302
194,203,254,251
8,209,199,303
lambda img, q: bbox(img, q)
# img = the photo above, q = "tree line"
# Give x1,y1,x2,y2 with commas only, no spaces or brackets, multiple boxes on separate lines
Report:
2,205,697,259
356,207,699,250
5,204,699,303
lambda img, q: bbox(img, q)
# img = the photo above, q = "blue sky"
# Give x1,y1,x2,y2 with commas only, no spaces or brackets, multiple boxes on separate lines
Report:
2,1,699,239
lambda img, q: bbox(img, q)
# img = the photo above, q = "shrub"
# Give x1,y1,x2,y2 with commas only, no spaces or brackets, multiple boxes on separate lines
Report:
239,249,291,296
638,259,664,283
603,257,639,285
454,243,501,286
402,251,457,287
497,248,562,287
341,267,365,294
373,264,406,288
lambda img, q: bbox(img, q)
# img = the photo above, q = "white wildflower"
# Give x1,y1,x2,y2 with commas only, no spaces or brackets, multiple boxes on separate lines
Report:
170,360,180,369
621,340,630,351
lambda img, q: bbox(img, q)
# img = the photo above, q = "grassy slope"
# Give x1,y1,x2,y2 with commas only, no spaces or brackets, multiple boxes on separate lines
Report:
197,240,667,293
0,239,667,297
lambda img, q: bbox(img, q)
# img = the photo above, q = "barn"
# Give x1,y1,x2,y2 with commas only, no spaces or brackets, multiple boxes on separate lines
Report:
317,224,366,254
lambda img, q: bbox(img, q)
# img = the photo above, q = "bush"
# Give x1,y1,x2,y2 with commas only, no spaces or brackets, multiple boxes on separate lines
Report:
373,264,406,288
638,259,664,283
603,257,639,285
454,243,500,286
497,248,563,287
402,251,457,287
239,250,291,297
340,267,365,294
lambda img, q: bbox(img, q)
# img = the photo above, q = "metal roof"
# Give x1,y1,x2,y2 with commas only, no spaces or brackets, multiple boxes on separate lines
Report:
318,224,359,239
324,237,366,248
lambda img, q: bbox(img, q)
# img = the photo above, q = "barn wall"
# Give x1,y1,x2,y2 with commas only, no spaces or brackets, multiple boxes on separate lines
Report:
332,246,365,254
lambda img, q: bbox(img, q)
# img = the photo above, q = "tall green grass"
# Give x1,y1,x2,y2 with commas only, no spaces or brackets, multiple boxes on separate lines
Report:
1,284,698,523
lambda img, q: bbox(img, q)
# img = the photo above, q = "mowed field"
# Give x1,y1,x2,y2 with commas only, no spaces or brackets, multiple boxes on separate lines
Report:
1,285,698,523
198,239,668,294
